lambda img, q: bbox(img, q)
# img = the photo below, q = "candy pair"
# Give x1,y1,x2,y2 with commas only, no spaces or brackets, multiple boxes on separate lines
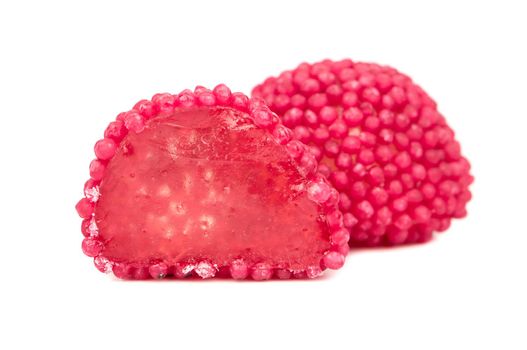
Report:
75,59,472,280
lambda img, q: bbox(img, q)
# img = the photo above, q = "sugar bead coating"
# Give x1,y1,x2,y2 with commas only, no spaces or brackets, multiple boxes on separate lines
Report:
253,59,473,246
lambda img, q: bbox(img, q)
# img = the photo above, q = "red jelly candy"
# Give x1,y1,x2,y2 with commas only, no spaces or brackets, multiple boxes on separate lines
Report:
252,60,473,246
75,85,347,280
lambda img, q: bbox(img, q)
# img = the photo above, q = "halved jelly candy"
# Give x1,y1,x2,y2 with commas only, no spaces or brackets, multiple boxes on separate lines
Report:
76,85,348,280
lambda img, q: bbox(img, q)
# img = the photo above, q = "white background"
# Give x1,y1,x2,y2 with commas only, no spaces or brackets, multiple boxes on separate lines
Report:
1,1,526,349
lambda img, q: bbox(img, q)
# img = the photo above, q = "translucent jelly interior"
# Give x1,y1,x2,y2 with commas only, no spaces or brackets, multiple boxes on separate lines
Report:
95,107,330,270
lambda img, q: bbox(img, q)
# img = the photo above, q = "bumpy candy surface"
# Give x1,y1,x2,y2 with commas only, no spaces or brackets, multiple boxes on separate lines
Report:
252,59,473,246
76,85,348,280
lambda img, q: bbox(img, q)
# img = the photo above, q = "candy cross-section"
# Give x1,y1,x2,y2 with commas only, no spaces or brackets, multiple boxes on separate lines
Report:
76,85,348,280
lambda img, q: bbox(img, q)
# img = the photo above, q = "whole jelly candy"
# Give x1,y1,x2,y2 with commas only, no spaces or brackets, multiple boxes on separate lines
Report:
76,85,348,280
252,59,473,246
